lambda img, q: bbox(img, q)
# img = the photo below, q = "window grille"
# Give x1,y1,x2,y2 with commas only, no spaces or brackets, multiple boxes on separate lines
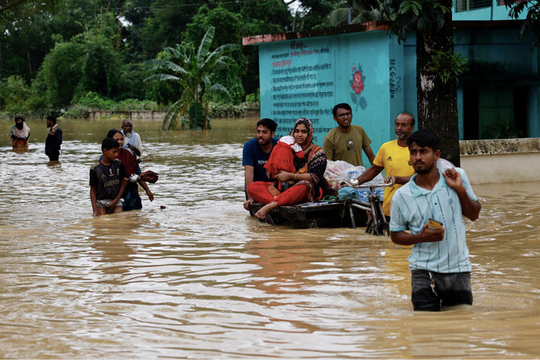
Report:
456,0,492,12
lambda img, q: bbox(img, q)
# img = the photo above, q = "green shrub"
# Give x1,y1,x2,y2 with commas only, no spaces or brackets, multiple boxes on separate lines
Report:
0,75,31,113
114,98,163,111
245,90,260,103
62,104,93,119
207,102,247,118
75,91,115,109
62,92,166,118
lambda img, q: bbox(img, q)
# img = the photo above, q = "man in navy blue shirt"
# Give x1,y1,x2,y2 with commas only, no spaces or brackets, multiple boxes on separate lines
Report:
243,118,278,210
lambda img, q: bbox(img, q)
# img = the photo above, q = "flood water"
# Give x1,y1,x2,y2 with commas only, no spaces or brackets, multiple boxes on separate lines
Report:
0,117,539,358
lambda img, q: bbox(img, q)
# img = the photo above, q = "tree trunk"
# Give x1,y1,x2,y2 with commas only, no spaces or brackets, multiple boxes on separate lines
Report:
416,4,460,167
244,53,251,100
27,49,32,76
0,44,3,81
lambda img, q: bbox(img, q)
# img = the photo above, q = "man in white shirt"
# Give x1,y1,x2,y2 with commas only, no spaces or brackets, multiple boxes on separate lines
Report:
390,128,481,311
121,119,142,160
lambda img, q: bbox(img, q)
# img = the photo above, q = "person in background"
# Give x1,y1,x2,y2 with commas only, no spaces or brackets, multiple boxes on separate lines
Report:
9,116,31,148
242,118,278,210
323,102,375,167
107,129,154,211
45,115,62,161
356,112,416,219
390,128,481,311
121,119,142,161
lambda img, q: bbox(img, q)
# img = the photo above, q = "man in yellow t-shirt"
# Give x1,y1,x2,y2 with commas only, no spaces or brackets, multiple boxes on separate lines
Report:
323,103,375,166
356,112,415,217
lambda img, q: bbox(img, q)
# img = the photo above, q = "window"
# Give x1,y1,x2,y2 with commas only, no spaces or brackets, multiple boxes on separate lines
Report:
456,0,492,12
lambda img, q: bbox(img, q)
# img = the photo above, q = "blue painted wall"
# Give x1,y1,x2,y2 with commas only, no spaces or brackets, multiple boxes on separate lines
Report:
259,31,405,165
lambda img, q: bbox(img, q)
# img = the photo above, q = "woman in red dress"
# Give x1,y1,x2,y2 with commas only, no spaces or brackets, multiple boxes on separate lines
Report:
247,118,327,220
107,129,154,210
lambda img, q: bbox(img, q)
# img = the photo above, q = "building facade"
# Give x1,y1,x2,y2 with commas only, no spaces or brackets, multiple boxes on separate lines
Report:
243,0,537,164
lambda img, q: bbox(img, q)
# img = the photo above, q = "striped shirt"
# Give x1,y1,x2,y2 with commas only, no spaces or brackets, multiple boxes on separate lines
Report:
389,168,478,273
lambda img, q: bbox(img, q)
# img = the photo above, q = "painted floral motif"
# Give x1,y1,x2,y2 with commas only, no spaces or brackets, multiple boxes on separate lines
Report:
352,71,364,95
350,63,367,110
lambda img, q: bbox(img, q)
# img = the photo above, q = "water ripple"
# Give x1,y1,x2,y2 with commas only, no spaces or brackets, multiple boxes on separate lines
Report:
0,119,539,358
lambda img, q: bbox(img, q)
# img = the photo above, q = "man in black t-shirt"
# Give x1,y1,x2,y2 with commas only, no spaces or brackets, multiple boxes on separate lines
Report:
242,118,277,210
90,138,128,216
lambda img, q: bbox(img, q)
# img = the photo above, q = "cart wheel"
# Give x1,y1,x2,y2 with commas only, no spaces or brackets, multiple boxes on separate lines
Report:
259,214,275,226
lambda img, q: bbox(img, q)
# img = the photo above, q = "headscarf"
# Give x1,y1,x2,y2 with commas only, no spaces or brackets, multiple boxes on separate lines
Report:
106,129,139,175
15,117,25,130
290,117,325,181
289,118,313,150
287,118,327,201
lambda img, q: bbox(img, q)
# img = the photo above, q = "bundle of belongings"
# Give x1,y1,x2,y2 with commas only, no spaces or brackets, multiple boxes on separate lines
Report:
323,160,384,202
140,170,159,183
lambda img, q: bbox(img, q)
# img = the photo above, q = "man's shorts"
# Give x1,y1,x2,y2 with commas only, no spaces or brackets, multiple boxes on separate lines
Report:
96,199,124,208
411,269,473,311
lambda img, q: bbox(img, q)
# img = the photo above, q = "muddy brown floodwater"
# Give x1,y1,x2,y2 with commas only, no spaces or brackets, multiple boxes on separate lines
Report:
0,117,539,358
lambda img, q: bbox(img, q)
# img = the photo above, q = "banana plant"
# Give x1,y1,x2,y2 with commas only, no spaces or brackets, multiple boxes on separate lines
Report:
145,26,238,130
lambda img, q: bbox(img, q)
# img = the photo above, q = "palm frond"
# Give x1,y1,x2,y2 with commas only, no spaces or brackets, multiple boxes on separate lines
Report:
168,112,184,131
203,57,234,73
163,46,182,58
204,84,231,102
145,59,188,75
163,100,189,130
196,26,215,64
161,100,181,130
213,43,240,54
144,73,181,83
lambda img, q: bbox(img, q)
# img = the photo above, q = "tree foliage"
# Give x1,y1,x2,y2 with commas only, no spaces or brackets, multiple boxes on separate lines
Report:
78,34,123,99
32,40,84,109
0,0,62,26
348,0,451,40
28,32,123,109
327,1,381,26
0,0,299,116
292,0,339,30
0,75,30,113
504,0,540,48
139,0,207,58
0,2,74,82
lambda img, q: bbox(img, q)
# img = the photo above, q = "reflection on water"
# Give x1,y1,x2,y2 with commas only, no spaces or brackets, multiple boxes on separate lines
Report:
0,118,539,358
